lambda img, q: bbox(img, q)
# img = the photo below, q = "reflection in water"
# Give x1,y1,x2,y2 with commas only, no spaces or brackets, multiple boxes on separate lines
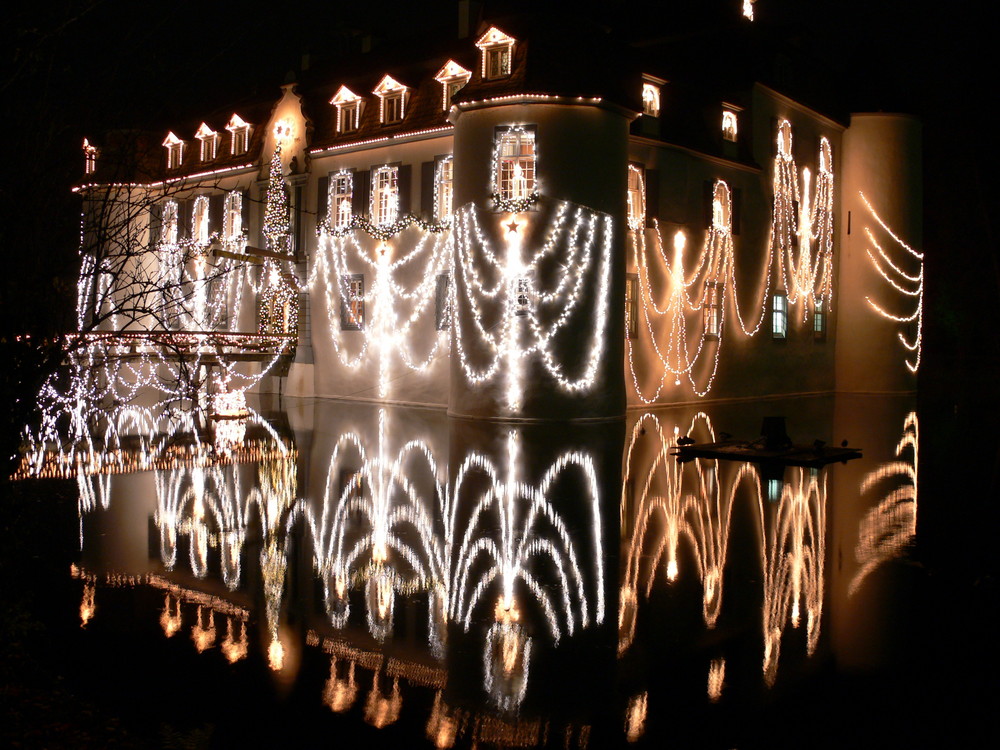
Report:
24,394,929,746
620,411,827,685
850,411,918,595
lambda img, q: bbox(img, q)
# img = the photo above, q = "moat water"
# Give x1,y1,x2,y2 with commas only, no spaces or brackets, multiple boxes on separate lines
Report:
8,388,993,748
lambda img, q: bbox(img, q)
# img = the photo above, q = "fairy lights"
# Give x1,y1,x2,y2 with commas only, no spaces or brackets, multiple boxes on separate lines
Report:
434,60,471,111
83,138,98,175
162,132,184,169
476,26,515,80
226,114,251,154
373,75,409,124
860,191,924,372
195,123,219,161
627,121,836,401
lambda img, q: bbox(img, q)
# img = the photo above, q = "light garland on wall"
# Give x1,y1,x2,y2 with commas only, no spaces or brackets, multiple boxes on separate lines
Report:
627,122,836,401
453,200,613,409
859,191,923,373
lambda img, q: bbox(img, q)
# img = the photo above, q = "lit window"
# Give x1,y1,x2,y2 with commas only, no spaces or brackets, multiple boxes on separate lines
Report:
223,191,243,242
435,157,454,222
514,277,531,316
161,200,179,245
476,26,515,80
767,478,782,503
777,119,793,161
340,274,365,330
772,291,788,339
642,82,661,117
712,180,731,231
627,164,645,229
82,138,98,175
371,166,399,226
722,108,739,142
163,132,184,170
494,126,535,203
704,281,721,340
195,123,219,161
813,297,826,340
329,171,353,229
435,273,451,330
330,86,363,133
625,273,639,339
434,60,471,111
192,196,211,244
373,75,409,125
226,114,250,155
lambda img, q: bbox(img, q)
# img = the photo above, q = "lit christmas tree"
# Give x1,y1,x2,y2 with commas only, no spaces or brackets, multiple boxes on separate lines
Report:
263,144,290,255
258,143,298,337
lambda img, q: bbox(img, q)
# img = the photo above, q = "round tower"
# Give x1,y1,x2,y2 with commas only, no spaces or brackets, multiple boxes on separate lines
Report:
449,100,631,420
836,113,923,392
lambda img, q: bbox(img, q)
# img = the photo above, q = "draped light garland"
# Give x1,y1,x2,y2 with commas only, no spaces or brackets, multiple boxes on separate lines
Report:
859,191,923,373
628,122,836,401
453,201,613,409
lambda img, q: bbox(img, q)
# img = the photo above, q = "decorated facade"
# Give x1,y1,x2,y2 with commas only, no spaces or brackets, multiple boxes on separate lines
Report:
75,15,922,418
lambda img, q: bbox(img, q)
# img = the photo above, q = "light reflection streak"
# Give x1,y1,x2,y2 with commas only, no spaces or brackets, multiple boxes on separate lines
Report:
849,411,918,595
621,412,827,685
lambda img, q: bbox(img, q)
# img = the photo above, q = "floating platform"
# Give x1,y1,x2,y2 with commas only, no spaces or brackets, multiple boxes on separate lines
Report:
673,440,862,468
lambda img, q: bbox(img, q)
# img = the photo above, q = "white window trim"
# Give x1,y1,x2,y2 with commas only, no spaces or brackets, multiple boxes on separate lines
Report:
226,114,251,155
492,125,536,204
83,138,98,175
434,59,472,111
434,156,454,223
370,165,399,226
329,170,354,229
476,26,516,80
627,164,645,230
192,195,211,244
373,75,409,125
223,191,243,243
163,132,185,170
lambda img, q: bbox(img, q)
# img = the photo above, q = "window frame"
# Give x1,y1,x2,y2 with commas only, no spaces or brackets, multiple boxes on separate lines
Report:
340,273,365,331
627,164,646,230
704,281,721,340
434,156,454,223
226,115,251,155
329,171,354,229
493,125,536,205
813,297,827,341
772,291,788,340
370,165,399,227
625,273,639,339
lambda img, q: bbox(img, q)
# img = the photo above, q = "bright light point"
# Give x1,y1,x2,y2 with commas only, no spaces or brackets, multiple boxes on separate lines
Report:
667,558,678,581
268,637,285,671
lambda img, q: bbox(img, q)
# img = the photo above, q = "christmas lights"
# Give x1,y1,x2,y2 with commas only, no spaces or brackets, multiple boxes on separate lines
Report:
859,191,923,372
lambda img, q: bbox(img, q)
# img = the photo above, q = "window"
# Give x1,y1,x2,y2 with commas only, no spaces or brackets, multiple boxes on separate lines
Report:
722,108,739,142
625,273,639,339
434,60,471,111
373,75,409,125
371,166,399,226
329,171,353,229
711,180,731,231
514,277,530,316
161,201,179,245
435,157,454,222
163,132,184,169
196,123,218,161
704,281,721,340
767,478,782,503
813,297,826,340
340,274,365,330
495,127,535,203
772,291,788,339
642,83,661,117
192,196,211,244
83,138,97,175
226,114,250,155
435,273,451,330
627,165,645,229
476,26,515,80
223,191,243,242
331,86,362,133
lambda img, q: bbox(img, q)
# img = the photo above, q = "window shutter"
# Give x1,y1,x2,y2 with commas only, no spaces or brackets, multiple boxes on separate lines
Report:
397,164,412,217
421,161,435,220
209,194,224,233
732,187,742,235
148,203,162,249
645,168,659,226
353,169,370,216
317,175,330,224
703,180,714,228
240,190,251,231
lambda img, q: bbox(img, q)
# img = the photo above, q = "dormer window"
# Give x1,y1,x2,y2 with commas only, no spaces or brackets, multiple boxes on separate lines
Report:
163,132,184,170
494,126,535,203
226,114,250,155
371,165,399,226
641,77,663,117
434,60,471,111
330,86,363,134
722,105,740,142
82,138,98,175
195,123,219,161
373,75,409,125
476,26,515,80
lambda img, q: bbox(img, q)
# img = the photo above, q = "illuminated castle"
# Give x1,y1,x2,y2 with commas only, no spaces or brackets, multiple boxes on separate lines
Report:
76,12,922,419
